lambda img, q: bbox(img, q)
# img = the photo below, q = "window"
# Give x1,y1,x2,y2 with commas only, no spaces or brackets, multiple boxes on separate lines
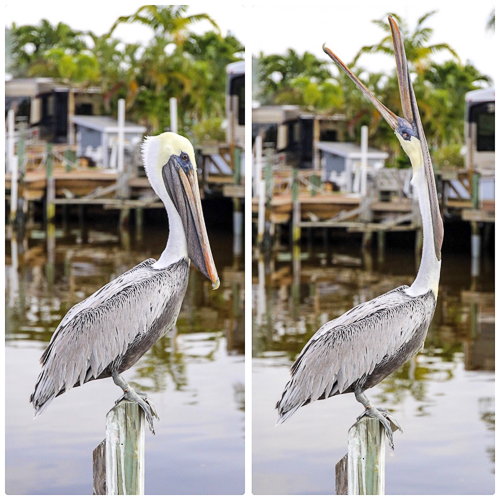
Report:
469,102,495,152
230,75,245,126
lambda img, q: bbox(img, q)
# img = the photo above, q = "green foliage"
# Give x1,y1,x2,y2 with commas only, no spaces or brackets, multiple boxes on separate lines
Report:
257,49,335,108
8,6,243,142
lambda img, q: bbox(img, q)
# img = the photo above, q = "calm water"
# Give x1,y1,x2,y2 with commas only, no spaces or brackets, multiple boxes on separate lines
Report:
252,242,494,495
5,219,244,495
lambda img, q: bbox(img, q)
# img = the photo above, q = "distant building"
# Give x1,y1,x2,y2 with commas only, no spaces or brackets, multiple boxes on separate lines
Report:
252,104,345,168
72,115,146,169
316,141,389,192
5,78,101,143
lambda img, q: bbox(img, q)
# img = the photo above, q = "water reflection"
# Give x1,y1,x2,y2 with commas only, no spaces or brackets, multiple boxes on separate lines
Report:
252,243,494,495
5,221,244,495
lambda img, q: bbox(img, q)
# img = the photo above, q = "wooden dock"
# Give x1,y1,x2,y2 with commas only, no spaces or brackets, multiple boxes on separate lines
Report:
252,158,494,252
5,139,245,226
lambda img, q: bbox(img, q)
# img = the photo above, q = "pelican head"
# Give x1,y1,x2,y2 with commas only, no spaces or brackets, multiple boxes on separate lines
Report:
323,16,443,261
142,132,220,289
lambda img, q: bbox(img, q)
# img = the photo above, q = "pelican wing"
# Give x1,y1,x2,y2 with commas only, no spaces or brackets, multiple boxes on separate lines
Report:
30,258,188,416
276,286,436,423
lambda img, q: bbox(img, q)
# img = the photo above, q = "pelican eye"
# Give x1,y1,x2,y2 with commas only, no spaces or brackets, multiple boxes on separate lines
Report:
402,131,411,141
181,153,189,162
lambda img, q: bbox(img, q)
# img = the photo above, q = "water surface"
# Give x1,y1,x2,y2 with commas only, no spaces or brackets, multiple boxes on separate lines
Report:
6,219,244,495
252,242,494,495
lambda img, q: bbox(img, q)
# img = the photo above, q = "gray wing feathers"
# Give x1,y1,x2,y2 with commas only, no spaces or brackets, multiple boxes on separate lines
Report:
31,259,177,416
277,286,435,423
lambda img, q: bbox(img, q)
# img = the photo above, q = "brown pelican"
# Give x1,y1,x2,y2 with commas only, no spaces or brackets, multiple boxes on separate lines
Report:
276,17,444,449
30,132,219,434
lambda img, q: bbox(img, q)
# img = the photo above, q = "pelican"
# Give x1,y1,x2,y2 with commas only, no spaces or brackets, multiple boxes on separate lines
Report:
30,132,219,434
276,17,444,449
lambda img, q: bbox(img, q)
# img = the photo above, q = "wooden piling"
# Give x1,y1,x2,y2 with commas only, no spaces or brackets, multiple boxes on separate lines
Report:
93,401,146,495
335,416,386,495
377,230,385,262
292,168,301,244
9,156,18,226
46,143,56,224
233,146,243,251
256,137,265,246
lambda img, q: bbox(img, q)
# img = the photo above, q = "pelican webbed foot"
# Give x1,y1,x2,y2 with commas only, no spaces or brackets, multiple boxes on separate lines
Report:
354,390,402,449
115,387,159,434
112,371,159,434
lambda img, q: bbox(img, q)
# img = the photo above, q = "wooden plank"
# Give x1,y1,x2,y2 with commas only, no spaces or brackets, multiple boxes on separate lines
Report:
223,184,245,198
462,209,495,223
370,200,412,212
105,401,145,495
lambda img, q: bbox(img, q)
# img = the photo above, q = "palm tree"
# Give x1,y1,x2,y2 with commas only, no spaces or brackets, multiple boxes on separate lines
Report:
107,5,220,46
9,19,87,76
353,11,460,73
257,49,333,105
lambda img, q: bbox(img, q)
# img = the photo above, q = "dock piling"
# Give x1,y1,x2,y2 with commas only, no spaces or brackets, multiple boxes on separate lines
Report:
335,416,387,495
93,401,146,495
233,146,243,256
45,143,56,224
256,137,266,246
292,168,301,244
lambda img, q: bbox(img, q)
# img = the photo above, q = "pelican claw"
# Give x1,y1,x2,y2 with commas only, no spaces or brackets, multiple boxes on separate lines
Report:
115,387,159,434
356,406,402,450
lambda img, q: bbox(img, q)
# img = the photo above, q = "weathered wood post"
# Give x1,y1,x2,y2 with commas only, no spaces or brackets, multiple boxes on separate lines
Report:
117,99,131,227
360,125,368,197
233,146,243,257
292,168,301,245
64,147,72,172
264,150,274,244
93,401,146,495
335,416,387,495
46,143,56,224
8,110,18,226
471,171,481,262
16,126,27,227
377,230,385,262
310,173,321,196
255,136,265,246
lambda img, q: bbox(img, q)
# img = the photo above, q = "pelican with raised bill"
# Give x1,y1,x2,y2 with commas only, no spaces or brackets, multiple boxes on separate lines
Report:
30,132,220,434
276,17,444,449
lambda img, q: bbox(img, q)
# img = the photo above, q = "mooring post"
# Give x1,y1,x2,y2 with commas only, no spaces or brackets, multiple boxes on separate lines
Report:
255,136,265,246
17,127,27,227
335,416,386,495
377,230,385,262
233,146,243,256
264,150,273,245
471,171,481,263
93,401,146,495
46,143,56,224
292,168,301,245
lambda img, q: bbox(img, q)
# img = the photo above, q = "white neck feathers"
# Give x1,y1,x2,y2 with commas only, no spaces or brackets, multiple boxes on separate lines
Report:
141,133,193,269
401,136,441,298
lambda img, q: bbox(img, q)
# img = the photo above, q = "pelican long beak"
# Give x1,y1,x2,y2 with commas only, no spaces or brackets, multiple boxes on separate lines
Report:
322,44,399,131
388,17,444,261
323,16,443,260
163,158,220,289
